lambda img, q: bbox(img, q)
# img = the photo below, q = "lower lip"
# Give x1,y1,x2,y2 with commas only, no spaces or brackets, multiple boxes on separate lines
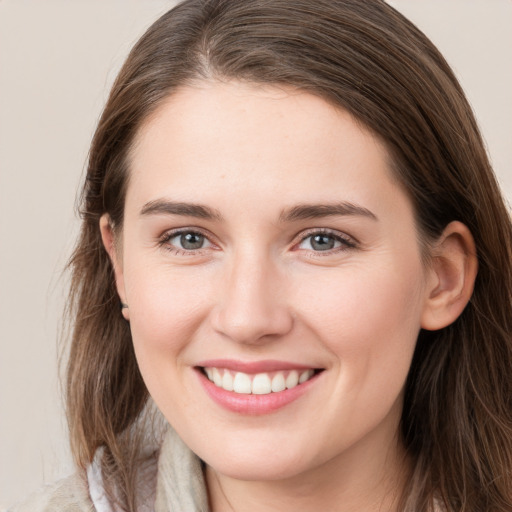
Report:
196,369,321,415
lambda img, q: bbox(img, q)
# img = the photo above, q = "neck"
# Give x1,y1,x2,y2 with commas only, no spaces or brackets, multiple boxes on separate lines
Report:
206,427,411,512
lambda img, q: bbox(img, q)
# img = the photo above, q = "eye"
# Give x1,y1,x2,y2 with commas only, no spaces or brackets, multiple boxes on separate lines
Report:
297,231,354,252
161,230,213,252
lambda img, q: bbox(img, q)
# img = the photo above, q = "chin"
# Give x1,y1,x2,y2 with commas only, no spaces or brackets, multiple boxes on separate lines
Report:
199,436,314,482
208,456,307,482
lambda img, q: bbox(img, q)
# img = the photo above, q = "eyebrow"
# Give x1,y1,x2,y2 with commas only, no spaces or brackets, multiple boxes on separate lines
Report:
140,199,377,223
279,202,377,223
140,199,223,221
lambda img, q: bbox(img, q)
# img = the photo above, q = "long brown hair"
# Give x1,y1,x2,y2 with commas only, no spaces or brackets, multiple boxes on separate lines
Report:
66,1,512,510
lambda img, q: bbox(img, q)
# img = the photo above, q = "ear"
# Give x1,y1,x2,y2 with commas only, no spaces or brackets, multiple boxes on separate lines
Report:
421,221,478,331
100,214,130,321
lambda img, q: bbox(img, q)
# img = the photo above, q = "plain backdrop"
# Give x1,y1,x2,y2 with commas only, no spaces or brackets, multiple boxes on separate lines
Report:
0,0,511,508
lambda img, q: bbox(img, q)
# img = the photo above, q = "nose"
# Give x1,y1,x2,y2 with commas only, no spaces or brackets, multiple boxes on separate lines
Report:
210,252,294,345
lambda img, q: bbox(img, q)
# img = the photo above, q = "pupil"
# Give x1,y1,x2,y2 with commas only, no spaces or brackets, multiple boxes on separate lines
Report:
181,233,204,250
311,234,335,251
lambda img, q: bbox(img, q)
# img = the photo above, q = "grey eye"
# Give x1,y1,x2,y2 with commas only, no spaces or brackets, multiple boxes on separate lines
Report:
299,233,343,251
169,231,211,250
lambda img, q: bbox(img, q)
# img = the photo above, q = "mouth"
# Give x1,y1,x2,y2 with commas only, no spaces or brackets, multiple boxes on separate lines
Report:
200,367,320,395
194,361,324,415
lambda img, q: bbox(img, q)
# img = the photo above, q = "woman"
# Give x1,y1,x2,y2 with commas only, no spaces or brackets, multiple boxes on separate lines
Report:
11,0,512,511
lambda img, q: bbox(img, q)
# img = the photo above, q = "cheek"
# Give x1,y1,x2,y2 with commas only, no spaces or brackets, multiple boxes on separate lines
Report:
124,262,213,366
122,262,218,423
302,258,423,330
292,260,426,448
296,258,425,387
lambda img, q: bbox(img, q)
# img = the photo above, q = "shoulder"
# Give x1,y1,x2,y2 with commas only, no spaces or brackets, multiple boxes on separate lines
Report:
7,473,95,512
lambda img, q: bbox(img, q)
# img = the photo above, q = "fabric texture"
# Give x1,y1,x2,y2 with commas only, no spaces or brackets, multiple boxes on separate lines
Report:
8,427,209,512
87,455,115,512
154,428,209,512
7,473,95,512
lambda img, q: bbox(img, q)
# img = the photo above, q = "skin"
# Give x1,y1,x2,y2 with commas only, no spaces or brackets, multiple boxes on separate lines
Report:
101,81,477,511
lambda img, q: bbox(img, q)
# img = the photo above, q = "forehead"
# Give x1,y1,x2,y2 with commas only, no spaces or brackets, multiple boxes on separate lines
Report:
132,81,384,162
126,81,407,220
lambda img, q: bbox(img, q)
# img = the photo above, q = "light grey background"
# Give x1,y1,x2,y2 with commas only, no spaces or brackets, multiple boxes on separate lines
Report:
1,0,511,508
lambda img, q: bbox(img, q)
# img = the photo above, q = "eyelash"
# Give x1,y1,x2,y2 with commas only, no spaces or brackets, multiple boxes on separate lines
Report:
157,227,357,256
158,228,214,256
294,228,357,256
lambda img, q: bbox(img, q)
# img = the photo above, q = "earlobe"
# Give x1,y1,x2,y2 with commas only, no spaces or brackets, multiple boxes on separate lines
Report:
421,221,478,331
99,214,130,321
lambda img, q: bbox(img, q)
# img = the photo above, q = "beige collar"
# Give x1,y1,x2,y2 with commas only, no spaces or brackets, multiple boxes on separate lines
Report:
154,427,209,512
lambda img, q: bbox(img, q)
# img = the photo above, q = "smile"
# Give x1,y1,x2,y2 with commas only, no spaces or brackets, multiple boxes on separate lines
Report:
196,362,324,415
203,367,317,395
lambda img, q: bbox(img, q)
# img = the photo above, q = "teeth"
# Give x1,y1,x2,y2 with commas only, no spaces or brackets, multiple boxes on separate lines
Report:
222,371,234,391
233,372,252,394
285,370,299,389
212,368,223,387
204,367,317,395
252,373,272,394
299,370,313,383
271,373,286,392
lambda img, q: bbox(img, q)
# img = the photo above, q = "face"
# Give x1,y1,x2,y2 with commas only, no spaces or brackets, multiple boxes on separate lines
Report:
110,81,433,483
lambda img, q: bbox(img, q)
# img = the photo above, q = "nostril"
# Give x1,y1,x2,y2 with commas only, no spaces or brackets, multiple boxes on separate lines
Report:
210,306,294,345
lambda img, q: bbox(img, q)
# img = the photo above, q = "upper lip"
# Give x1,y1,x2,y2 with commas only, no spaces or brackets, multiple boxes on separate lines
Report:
196,359,319,373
